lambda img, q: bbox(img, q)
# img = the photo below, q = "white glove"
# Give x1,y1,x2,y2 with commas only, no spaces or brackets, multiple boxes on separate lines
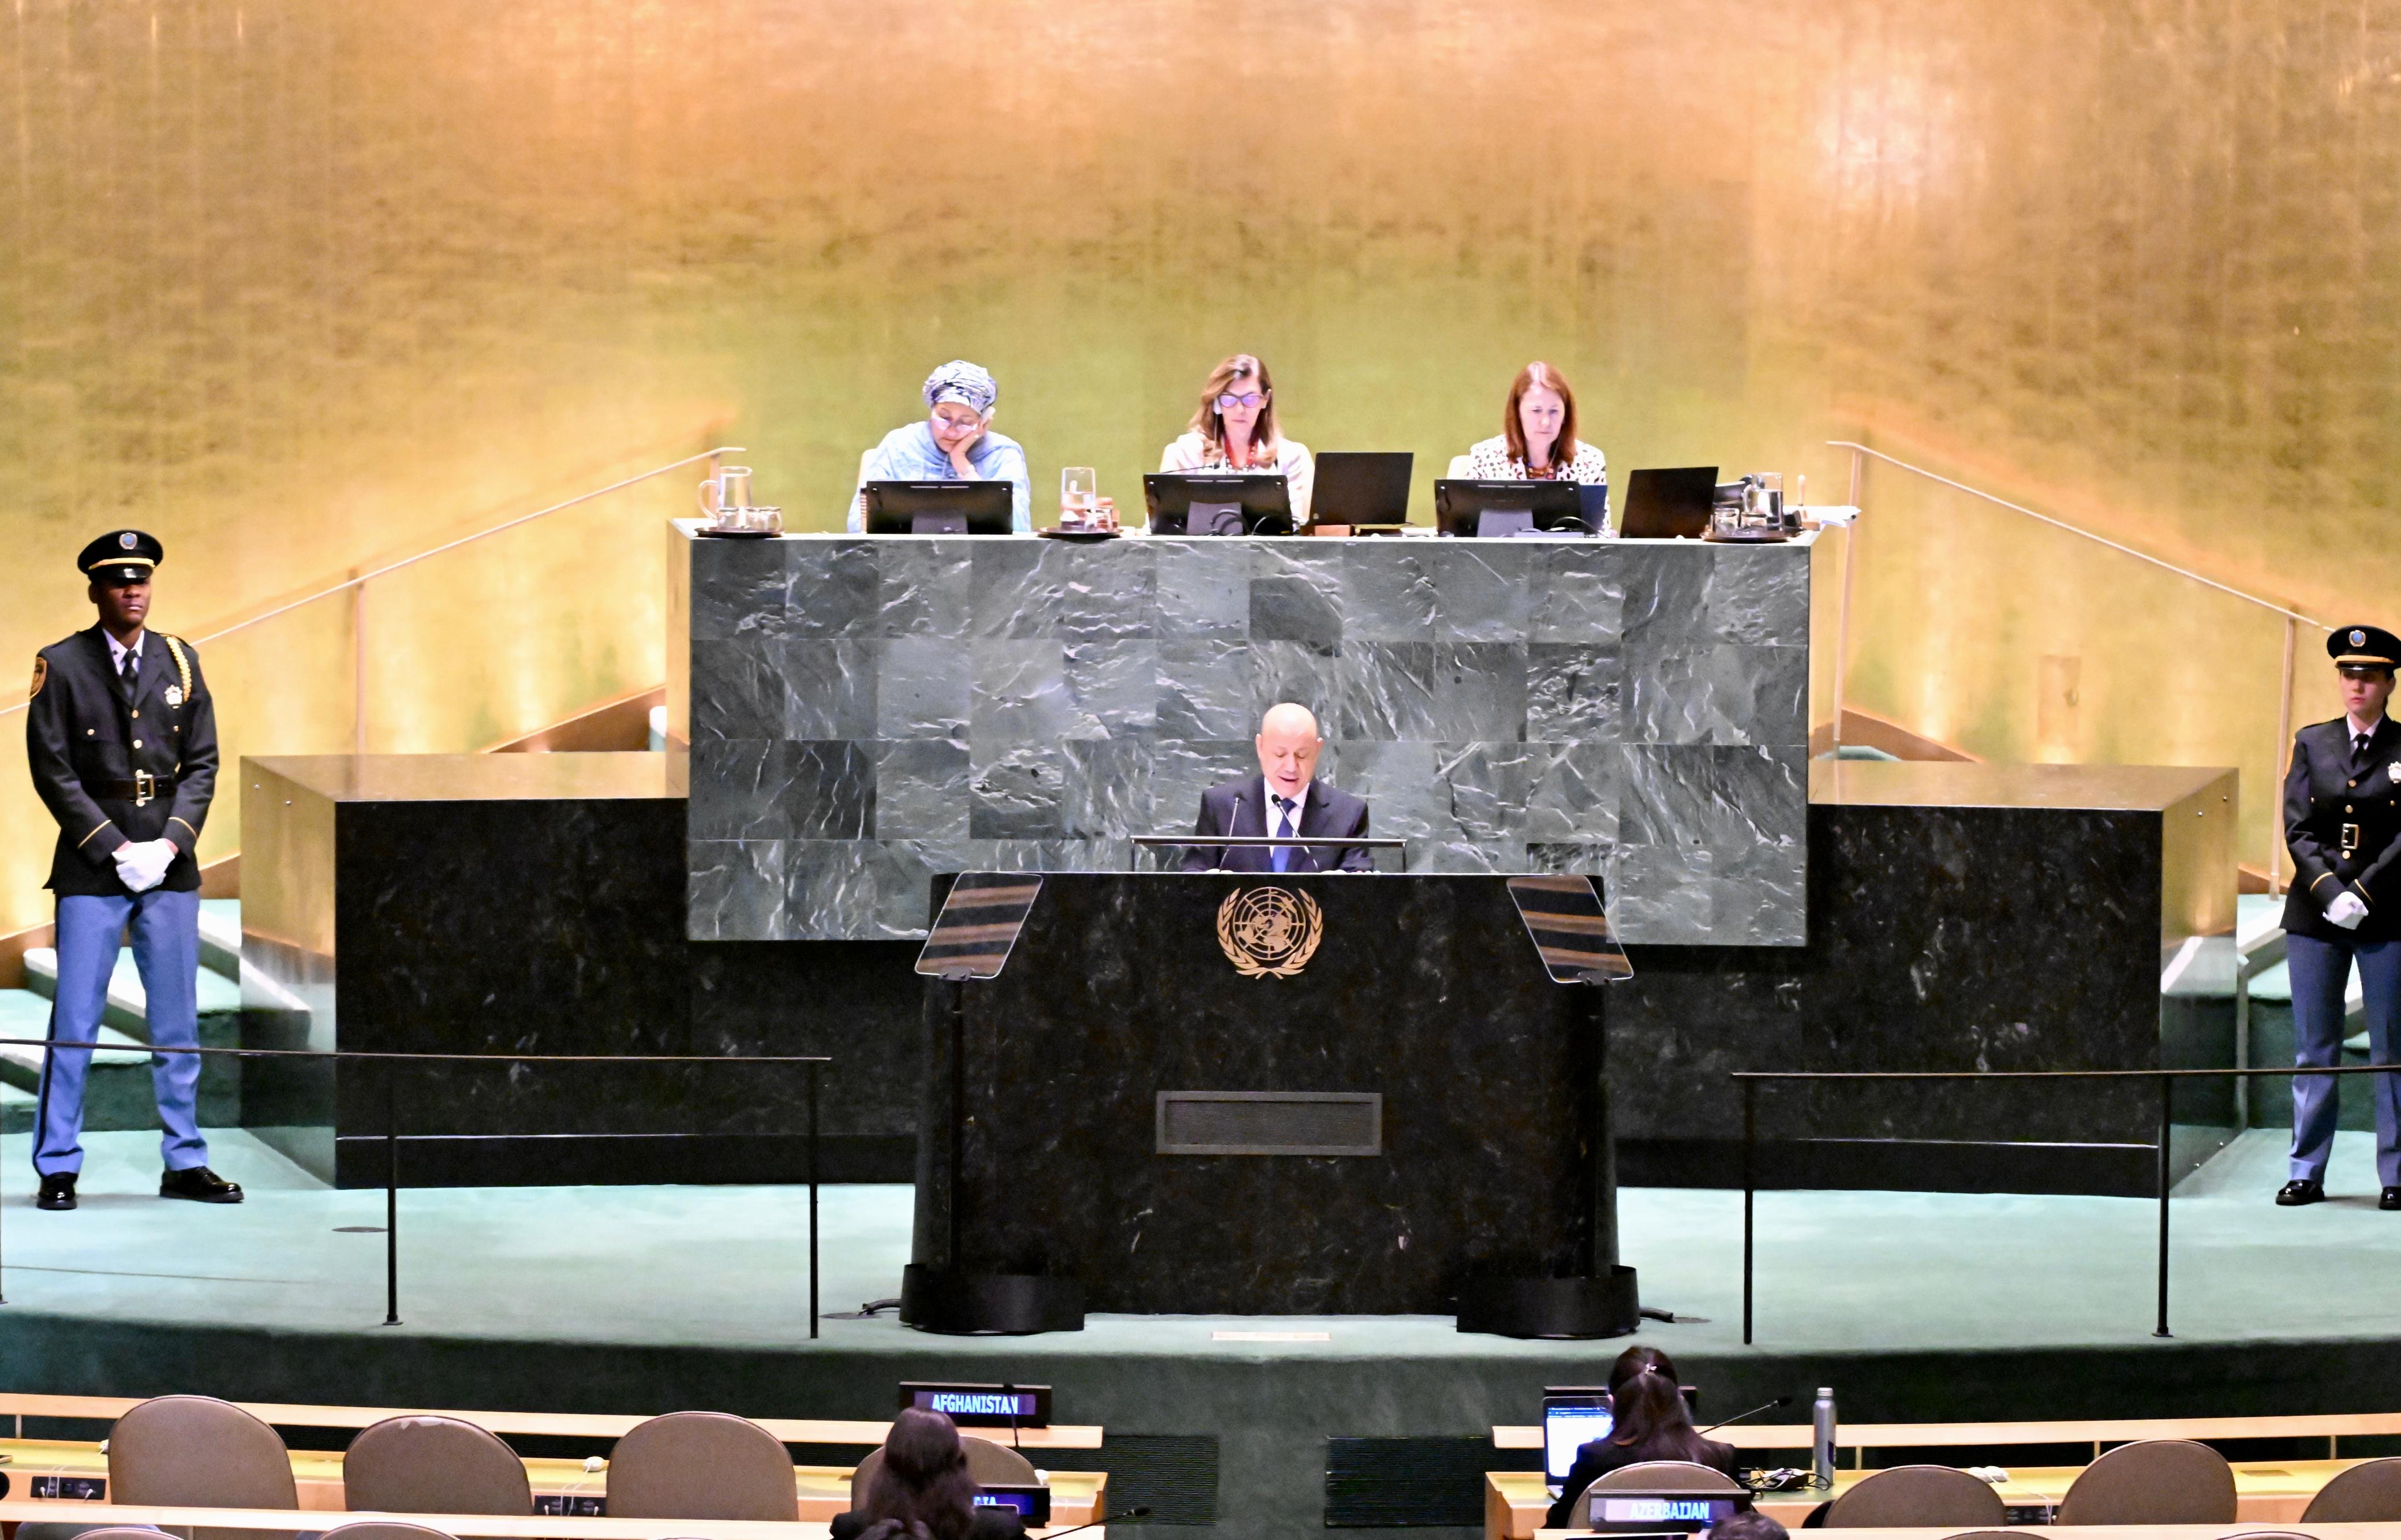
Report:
2327,891,2370,930
113,839,176,894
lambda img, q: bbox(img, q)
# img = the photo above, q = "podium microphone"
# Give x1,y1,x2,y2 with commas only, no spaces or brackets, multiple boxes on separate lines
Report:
1222,793,1244,871
1038,1505,1151,1538
1698,1395,1792,1436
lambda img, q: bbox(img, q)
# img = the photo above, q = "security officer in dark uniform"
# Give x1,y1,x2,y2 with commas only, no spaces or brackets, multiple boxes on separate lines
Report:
2279,623,2401,1209
23,531,241,1211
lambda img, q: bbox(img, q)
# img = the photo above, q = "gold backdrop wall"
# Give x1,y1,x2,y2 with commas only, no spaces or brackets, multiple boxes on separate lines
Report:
5,0,2397,932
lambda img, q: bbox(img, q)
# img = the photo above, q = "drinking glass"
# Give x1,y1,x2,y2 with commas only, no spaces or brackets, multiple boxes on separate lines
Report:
1062,466,1098,519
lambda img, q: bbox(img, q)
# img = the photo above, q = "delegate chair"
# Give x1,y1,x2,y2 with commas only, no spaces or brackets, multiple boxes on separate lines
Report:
2302,1457,2401,1522
321,1525,459,1540
848,1434,1039,1503
605,1411,798,1521
343,1415,532,1515
107,1395,299,1540
1824,1466,2007,1529
1564,1459,1742,1523
2053,1440,2236,1525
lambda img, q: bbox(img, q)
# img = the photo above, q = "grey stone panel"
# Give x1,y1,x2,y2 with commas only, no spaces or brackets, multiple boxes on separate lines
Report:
1332,642,1437,741
787,540,881,638
788,742,876,840
687,838,786,940
1154,540,1251,639
1339,546,1438,641
1428,543,1534,641
876,540,974,638
1428,644,1529,742
1249,544,1347,645
1527,644,1622,743
1624,644,1809,747
871,739,971,840
1155,641,1256,740
690,740,798,839
877,636,971,741
781,640,878,741
689,639,787,744
970,741,1068,839
690,537,791,641
685,533,1812,944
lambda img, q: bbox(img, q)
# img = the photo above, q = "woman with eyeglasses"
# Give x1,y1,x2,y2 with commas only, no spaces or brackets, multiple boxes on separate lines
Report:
848,360,1033,532
1463,360,1608,491
1160,353,1314,521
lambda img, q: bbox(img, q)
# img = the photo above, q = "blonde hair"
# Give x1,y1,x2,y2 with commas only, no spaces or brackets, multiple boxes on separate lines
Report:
1188,353,1280,457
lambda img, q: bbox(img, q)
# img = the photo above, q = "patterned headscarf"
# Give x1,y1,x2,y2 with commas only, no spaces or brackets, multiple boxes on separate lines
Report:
923,360,998,416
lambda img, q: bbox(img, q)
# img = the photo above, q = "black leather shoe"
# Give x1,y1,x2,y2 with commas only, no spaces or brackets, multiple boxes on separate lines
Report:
2277,1178,2327,1206
36,1172,76,1211
2383,1187,2401,1212
159,1166,242,1203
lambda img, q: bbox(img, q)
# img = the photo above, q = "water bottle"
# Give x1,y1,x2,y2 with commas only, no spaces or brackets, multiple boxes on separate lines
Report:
1812,1386,1837,1487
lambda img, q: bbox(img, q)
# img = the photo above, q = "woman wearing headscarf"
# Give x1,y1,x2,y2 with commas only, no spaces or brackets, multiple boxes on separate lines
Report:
1159,352,1314,521
849,360,1032,532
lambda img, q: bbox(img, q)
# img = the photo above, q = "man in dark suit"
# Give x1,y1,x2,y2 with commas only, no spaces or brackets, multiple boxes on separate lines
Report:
1183,702,1374,873
2279,623,2401,1209
23,530,241,1212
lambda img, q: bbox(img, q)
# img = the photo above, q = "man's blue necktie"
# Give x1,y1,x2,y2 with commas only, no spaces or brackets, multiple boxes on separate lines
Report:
1272,797,1296,873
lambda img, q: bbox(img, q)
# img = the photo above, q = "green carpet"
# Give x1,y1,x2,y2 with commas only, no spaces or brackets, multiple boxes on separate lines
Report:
3,1125,2398,1537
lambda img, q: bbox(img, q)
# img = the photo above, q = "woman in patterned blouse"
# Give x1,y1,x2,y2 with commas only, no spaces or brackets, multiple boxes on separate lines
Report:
1160,353,1315,520
1462,360,1609,496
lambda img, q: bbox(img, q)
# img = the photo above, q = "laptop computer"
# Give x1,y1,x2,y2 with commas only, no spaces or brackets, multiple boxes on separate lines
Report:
1311,451,1414,525
1544,1393,1615,1497
1615,466,1719,539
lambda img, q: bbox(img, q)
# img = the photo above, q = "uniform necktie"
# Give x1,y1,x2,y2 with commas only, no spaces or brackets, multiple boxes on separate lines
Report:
1272,796,1296,874
118,645,140,705
2355,732,2374,766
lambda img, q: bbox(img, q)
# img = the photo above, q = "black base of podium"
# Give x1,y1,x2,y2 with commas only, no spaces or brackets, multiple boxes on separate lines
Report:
900,1263,1086,1335
1455,1268,1641,1339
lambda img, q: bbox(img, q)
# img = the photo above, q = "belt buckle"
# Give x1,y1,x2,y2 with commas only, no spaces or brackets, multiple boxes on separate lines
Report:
2342,821,2362,854
133,770,154,808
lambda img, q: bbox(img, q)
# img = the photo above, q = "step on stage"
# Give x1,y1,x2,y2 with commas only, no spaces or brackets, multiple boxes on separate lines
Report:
5,1128,2400,1540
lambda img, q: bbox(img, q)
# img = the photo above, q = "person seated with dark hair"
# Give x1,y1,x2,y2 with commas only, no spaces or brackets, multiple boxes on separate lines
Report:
1544,1351,1738,1531
831,1408,1026,1540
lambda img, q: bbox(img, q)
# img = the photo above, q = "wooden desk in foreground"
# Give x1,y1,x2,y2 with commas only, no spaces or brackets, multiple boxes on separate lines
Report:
0,1440,1106,1527
1489,1462,2366,1539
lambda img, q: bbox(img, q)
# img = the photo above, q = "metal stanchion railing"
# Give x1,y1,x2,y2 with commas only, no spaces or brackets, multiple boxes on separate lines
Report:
1734,1061,2401,1345
0,1038,827,1334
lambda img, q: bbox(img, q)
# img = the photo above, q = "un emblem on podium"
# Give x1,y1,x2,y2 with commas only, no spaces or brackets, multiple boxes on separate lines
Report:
1216,886,1325,978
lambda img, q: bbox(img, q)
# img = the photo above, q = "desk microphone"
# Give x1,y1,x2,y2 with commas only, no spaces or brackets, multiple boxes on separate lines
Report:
1039,1504,1151,1537
1224,793,1244,870
1698,1395,1792,1436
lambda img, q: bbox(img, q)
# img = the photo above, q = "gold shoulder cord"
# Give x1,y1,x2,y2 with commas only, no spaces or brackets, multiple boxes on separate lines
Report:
163,636,193,699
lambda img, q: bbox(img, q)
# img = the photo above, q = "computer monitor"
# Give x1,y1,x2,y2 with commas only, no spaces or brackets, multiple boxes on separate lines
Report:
1144,472,1295,536
862,480,1016,535
1615,466,1719,540
1433,479,1591,538
971,1487,1053,1526
1544,1394,1614,1495
1312,452,1415,525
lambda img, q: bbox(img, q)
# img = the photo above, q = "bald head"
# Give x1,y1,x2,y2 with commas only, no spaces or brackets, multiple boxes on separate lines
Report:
1256,703,1324,800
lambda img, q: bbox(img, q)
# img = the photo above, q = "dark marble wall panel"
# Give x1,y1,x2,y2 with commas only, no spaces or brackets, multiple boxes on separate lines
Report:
683,529,1814,943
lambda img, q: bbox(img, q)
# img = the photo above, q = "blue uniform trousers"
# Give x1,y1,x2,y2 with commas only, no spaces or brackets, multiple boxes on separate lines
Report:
2288,932,2401,1187
34,888,209,1178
